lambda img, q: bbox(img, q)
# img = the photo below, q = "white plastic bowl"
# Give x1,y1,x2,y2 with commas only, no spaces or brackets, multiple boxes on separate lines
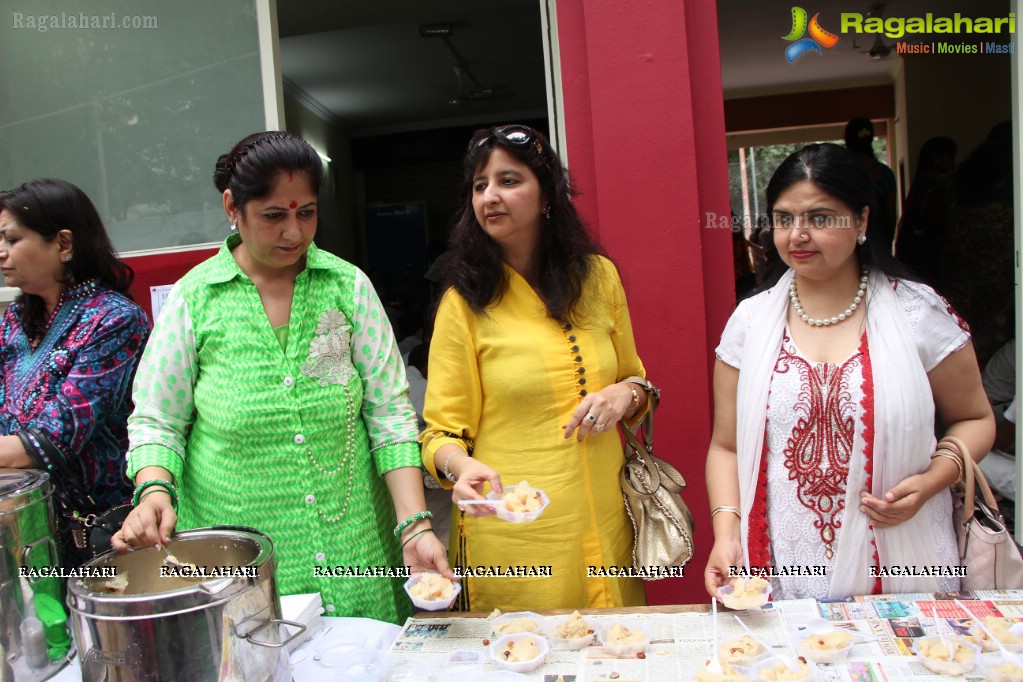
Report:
489,633,549,673
402,572,460,611
597,620,652,657
429,649,485,682
752,656,816,681
973,619,1023,654
913,636,980,675
977,652,1023,682
485,487,550,523
546,613,596,650
694,660,753,682
490,611,546,637
717,578,772,610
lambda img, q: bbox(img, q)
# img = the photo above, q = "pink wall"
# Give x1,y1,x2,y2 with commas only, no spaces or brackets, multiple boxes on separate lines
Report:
557,0,734,605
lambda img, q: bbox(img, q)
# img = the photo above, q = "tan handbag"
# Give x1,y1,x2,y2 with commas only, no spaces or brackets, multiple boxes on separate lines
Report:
940,436,1023,590
618,386,695,579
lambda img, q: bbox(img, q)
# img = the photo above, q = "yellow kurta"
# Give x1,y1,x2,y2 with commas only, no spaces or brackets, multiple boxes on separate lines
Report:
421,256,646,611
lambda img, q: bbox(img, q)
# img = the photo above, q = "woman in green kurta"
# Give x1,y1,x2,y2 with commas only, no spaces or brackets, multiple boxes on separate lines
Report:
112,131,451,623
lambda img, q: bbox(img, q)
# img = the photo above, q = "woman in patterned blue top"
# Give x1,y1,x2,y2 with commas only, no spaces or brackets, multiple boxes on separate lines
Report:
0,179,150,566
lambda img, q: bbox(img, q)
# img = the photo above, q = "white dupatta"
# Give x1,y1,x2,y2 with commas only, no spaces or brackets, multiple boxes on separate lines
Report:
735,269,957,596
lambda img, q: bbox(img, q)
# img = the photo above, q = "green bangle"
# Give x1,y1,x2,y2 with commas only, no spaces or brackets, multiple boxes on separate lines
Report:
401,528,432,549
138,489,172,504
133,479,178,509
393,511,433,538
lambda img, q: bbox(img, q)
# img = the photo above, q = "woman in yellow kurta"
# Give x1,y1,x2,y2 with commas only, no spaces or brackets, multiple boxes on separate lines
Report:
421,125,654,611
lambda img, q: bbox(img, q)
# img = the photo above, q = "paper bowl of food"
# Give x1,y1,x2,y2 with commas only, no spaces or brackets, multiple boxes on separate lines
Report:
491,611,546,637
795,628,854,664
430,649,485,682
694,660,753,682
717,577,772,610
977,652,1023,682
752,656,815,681
486,481,550,523
547,610,596,650
718,635,770,667
973,617,1023,654
597,620,652,657
489,633,549,673
913,635,980,675
403,572,460,611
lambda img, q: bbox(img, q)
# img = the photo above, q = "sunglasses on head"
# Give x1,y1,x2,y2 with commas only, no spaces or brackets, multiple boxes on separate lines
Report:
470,125,546,159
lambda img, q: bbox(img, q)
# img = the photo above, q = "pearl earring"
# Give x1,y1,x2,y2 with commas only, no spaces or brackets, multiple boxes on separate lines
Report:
61,254,72,263
230,222,238,231
542,205,551,220
857,233,867,245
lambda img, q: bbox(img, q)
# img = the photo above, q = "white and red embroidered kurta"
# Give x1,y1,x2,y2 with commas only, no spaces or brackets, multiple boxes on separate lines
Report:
717,278,969,599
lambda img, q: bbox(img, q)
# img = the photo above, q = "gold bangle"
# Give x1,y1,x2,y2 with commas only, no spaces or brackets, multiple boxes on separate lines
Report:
712,505,741,518
629,386,640,410
930,451,963,486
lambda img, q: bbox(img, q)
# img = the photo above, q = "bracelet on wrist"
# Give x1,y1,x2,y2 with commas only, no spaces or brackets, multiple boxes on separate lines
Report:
133,479,178,509
401,528,433,549
393,510,433,538
711,505,741,519
442,451,462,483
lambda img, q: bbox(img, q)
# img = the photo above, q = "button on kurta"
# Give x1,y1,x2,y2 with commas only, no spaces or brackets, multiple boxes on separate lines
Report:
315,552,326,562
294,434,305,444
305,494,315,504
325,604,336,613
283,376,294,387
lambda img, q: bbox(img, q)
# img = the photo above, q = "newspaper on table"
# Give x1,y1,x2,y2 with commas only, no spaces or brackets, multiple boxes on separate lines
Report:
382,589,1023,681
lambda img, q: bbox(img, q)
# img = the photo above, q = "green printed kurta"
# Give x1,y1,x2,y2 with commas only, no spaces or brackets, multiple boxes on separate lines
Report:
128,235,420,623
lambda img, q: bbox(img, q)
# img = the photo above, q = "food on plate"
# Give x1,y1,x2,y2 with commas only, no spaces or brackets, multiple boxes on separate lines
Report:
719,576,771,609
757,658,811,680
502,481,543,513
604,623,646,645
718,635,766,663
915,636,978,675
408,573,454,601
695,660,748,682
989,660,1023,678
974,617,1023,652
551,611,593,639
498,635,542,662
493,617,541,635
801,630,852,651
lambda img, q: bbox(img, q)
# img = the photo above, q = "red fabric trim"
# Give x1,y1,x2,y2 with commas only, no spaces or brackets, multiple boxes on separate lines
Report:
748,425,773,568
858,331,883,595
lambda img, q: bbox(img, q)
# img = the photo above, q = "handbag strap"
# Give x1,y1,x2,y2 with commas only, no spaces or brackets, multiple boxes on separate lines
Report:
18,427,99,514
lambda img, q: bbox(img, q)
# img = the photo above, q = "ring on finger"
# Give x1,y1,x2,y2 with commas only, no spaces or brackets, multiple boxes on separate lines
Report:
585,412,597,423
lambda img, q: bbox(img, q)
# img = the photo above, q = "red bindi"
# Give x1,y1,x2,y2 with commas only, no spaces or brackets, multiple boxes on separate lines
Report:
289,201,298,209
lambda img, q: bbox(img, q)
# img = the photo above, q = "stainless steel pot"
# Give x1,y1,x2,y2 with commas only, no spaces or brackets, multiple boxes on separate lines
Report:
67,527,304,682
0,468,68,682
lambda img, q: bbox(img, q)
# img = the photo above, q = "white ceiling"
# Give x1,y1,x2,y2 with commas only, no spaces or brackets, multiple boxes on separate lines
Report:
277,0,1012,134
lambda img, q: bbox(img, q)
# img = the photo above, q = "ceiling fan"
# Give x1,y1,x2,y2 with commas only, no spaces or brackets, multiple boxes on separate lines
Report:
851,1,895,60
420,23,505,106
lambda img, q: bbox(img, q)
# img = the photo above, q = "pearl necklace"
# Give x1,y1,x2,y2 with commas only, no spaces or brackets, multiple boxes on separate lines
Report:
789,270,868,327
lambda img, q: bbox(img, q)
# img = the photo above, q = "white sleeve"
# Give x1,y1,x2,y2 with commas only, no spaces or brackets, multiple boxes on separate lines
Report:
715,296,755,369
893,279,971,372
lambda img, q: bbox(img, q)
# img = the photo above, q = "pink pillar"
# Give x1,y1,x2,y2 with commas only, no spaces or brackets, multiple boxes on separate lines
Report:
556,0,734,605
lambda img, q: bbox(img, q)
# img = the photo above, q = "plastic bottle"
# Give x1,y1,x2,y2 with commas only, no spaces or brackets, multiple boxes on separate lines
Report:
18,578,49,670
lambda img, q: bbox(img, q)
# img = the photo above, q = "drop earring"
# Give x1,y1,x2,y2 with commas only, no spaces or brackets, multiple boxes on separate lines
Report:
856,233,867,245
542,204,551,220
230,222,238,232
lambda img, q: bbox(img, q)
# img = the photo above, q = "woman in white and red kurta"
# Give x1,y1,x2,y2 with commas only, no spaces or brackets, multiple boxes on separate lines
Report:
704,144,994,599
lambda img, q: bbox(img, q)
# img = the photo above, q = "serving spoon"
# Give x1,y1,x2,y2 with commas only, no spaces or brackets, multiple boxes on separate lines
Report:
706,597,723,674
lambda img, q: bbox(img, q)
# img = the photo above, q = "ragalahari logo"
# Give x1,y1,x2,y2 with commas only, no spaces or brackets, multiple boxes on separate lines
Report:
783,7,840,62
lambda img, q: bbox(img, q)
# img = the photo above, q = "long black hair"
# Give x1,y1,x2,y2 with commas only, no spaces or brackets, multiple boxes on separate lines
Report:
445,125,605,324
763,143,919,286
214,131,323,213
0,178,134,342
